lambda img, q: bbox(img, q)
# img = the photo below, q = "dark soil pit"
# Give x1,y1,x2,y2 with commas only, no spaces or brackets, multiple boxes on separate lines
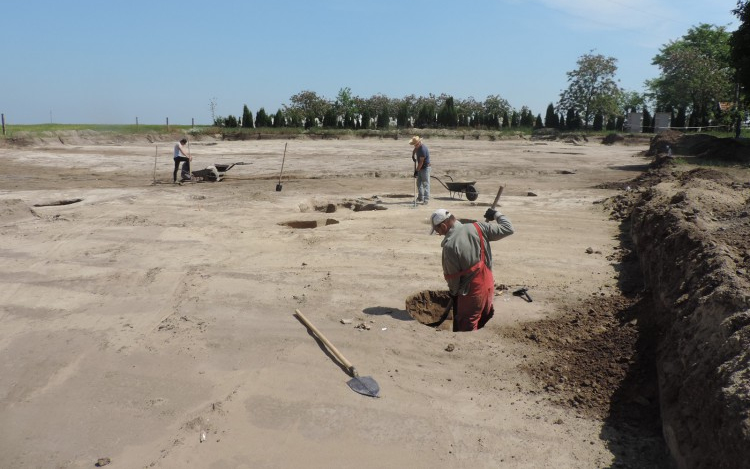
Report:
279,219,339,229
313,199,387,212
381,194,413,199
314,203,337,213
33,198,83,207
405,290,453,330
341,201,387,212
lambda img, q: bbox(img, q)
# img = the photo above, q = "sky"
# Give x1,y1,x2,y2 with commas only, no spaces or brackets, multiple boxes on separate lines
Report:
0,0,740,125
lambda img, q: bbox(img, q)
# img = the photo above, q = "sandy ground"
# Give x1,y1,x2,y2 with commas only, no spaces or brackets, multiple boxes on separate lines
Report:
0,135,651,468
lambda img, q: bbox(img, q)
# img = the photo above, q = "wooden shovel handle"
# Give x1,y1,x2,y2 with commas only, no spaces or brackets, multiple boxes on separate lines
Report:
294,309,357,375
491,185,504,210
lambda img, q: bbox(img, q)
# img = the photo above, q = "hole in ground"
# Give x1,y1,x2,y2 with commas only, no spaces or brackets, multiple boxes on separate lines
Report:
405,290,453,329
280,219,339,229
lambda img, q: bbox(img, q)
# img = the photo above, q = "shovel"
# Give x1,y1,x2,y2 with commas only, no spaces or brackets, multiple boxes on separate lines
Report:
276,142,287,191
293,309,380,398
485,184,505,220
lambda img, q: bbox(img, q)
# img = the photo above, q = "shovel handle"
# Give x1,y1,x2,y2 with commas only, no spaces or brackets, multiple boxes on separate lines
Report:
491,185,504,210
294,309,357,376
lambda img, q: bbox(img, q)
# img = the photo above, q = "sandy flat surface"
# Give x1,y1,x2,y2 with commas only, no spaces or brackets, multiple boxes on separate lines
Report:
0,135,650,468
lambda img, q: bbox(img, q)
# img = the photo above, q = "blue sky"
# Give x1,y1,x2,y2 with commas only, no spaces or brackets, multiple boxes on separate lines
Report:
1,0,739,125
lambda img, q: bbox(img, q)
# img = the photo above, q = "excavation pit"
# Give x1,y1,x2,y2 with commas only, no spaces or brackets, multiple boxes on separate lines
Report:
405,290,453,330
280,219,339,229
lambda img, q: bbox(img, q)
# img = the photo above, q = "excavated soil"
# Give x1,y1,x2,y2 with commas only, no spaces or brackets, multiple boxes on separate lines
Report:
1,130,748,468
510,133,750,468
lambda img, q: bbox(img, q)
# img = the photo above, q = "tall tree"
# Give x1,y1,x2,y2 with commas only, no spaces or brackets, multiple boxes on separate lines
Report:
273,109,284,127
731,1,750,136
544,103,557,128
593,112,604,131
437,96,458,128
647,24,734,128
559,52,622,128
255,108,269,128
242,105,253,128
285,90,330,128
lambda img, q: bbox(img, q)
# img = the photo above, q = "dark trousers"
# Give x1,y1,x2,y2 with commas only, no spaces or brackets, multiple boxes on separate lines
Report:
173,157,190,182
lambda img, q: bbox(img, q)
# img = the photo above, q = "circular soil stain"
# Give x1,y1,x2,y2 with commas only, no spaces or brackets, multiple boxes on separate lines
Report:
405,290,453,327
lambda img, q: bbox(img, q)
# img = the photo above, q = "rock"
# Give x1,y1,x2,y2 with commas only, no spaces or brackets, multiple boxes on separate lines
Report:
95,458,111,467
445,344,455,352
527,192,538,197
340,318,353,324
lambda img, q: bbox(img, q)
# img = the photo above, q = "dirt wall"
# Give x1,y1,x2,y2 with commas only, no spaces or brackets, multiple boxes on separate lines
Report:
630,167,750,468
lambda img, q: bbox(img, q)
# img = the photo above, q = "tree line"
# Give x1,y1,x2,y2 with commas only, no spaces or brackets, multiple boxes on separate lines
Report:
214,2,750,135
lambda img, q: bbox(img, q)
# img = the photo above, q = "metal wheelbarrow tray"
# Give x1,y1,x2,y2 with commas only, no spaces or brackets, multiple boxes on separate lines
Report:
431,175,479,201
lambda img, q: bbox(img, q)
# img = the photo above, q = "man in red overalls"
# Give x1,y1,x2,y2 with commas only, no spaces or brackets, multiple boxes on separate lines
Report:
431,208,514,331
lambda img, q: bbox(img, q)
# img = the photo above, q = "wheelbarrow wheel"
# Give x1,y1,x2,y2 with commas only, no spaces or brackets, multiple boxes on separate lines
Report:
465,185,478,201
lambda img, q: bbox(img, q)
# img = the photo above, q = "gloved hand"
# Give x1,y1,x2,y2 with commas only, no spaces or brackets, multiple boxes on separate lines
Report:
413,170,418,178
484,208,498,222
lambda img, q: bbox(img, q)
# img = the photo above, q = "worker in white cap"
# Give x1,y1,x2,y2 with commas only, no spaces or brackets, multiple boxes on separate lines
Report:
430,207,514,331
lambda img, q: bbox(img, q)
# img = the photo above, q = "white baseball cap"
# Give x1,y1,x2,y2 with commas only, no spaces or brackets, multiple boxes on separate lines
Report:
430,209,451,234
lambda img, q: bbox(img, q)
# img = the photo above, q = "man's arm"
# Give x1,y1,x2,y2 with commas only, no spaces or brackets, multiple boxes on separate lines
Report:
179,144,192,160
480,214,514,241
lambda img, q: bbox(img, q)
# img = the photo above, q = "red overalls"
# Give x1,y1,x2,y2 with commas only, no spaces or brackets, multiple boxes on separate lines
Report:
444,223,496,332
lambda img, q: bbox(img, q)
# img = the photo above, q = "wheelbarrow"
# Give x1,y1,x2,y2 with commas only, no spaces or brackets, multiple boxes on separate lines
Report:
190,162,250,182
431,175,479,201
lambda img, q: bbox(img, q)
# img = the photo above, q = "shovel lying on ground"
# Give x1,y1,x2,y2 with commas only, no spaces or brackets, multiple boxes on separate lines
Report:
293,309,380,398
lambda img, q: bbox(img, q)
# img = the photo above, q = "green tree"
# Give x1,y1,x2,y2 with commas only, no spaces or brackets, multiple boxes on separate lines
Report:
642,106,653,133
593,112,604,131
534,114,543,129
605,115,616,131
437,96,458,128
559,52,622,128
519,106,534,127
285,90,330,127
242,105,253,128
544,103,557,128
224,115,238,128
255,108,270,128
731,1,750,135
647,24,734,127
274,109,284,127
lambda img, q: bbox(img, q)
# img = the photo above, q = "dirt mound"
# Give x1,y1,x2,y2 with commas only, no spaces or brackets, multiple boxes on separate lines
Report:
521,165,750,467
647,131,750,162
629,166,750,468
601,133,625,145
0,199,39,225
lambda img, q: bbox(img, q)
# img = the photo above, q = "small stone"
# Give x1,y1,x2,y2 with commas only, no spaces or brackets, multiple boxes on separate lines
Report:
95,458,111,467
340,318,353,324
585,247,594,254
445,344,455,352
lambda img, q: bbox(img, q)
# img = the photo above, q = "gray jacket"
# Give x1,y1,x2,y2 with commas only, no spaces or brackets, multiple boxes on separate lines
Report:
441,216,514,295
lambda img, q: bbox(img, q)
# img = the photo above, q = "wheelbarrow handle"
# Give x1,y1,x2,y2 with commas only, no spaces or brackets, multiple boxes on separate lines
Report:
294,309,357,376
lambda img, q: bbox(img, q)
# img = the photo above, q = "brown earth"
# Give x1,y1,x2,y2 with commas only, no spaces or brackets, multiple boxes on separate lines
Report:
0,130,748,468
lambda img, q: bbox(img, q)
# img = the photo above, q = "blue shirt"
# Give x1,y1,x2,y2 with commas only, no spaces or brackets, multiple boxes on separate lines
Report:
415,144,430,167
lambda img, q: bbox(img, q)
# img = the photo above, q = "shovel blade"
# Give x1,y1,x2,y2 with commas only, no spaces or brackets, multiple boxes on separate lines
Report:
276,184,283,191
347,376,380,397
